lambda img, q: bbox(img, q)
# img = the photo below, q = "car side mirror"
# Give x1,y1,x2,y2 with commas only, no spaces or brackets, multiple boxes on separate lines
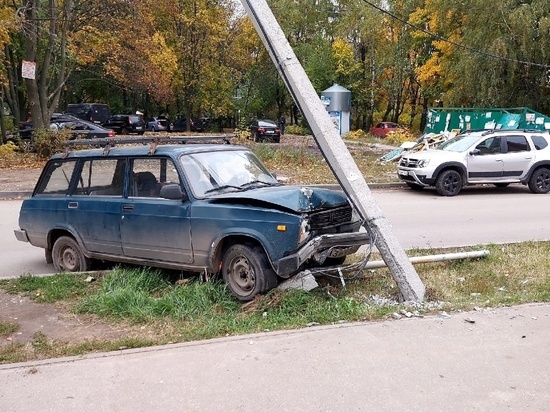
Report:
470,149,481,156
160,184,187,201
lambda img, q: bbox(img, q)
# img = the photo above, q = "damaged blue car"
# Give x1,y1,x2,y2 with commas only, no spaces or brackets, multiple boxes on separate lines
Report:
14,137,369,300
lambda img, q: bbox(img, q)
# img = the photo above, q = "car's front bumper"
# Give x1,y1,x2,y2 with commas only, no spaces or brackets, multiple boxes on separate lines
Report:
274,232,371,278
397,168,435,186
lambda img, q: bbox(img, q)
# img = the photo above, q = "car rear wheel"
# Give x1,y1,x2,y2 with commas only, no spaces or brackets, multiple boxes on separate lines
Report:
435,169,462,196
528,167,550,194
52,236,91,272
222,244,277,301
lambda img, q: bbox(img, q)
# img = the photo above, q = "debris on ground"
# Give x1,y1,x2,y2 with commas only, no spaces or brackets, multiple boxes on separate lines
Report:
378,133,452,163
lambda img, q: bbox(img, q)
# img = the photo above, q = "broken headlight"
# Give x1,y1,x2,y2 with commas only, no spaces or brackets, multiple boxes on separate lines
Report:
298,217,310,244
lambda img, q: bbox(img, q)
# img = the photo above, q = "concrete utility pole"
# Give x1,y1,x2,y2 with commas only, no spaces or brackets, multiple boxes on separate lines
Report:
240,0,425,301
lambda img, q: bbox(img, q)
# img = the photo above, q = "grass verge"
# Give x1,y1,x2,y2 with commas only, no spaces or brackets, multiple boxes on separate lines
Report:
0,242,549,364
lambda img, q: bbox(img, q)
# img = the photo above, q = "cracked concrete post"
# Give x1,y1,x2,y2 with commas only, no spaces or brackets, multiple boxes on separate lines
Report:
240,0,425,301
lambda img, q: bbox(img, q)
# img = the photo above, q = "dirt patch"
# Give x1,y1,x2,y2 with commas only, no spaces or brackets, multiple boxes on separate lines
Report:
0,290,134,346
0,168,42,193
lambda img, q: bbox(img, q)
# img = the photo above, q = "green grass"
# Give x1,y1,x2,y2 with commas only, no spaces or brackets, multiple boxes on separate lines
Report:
1,242,550,363
0,321,19,337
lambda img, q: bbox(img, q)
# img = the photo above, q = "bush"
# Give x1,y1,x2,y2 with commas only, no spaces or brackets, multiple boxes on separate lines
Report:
343,130,368,140
284,124,309,136
385,129,416,147
33,128,72,159
0,141,18,166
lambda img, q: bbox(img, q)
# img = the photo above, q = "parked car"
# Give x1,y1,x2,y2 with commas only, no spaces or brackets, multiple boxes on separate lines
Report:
249,119,280,143
170,117,203,133
14,114,114,151
397,129,550,196
370,122,403,137
66,103,112,125
14,137,369,301
146,116,169,132
103,114,146,135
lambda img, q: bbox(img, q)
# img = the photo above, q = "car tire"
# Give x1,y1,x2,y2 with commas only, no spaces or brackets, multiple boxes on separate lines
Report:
528,167,550,194
222,244,277,301
435,169,462,196
406,182,424,191
52,236,91,272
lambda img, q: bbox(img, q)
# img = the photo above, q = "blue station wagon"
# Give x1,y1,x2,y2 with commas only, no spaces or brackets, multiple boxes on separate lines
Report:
14,137,369,300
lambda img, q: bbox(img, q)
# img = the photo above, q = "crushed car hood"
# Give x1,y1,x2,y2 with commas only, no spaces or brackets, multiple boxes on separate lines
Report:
210,185,349,213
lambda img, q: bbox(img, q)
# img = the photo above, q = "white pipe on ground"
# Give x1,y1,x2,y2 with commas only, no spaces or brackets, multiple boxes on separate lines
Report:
364,250,489,269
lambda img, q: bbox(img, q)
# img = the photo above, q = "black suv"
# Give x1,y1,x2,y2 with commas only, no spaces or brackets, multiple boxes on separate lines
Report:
103,115,146,135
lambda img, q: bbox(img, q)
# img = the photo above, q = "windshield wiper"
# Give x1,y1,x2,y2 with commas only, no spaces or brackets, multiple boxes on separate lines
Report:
239,180,279,190
204,185,242,194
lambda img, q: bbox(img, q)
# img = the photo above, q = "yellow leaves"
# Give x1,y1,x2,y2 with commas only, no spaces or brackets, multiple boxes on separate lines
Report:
332,37,361,80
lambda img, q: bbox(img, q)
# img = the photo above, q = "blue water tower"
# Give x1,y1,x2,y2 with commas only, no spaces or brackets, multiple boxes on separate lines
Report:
321,84,351,136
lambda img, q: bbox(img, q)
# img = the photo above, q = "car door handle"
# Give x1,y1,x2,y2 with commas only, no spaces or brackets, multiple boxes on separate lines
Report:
68,202,78,209
122,205,134,211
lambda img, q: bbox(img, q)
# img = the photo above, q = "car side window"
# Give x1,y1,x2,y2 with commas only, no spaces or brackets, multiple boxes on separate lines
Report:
80,159,126,196
475,137,502,155
130,157,182,198
506,136,530,153
35,160,77,195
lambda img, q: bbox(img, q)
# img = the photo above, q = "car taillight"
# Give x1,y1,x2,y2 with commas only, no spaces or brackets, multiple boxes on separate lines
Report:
108,130,115,137
258,127,265,133
276,128,280,133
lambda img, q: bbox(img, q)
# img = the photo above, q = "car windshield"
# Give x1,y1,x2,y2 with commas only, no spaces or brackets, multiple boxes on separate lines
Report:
180,150,279,197
438,134,481,152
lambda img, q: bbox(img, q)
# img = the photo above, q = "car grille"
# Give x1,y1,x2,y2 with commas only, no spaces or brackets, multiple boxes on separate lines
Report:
399,158,420,168
309,205,352,230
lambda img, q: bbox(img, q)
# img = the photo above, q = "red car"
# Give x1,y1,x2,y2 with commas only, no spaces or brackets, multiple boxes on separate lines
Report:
370,122,403,137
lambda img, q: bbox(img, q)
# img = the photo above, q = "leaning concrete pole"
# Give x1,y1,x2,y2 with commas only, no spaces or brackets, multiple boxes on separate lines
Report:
240,0,425,301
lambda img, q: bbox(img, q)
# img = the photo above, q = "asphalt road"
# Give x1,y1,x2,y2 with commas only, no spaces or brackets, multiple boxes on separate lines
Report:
1,184,548,278
0,185,550,278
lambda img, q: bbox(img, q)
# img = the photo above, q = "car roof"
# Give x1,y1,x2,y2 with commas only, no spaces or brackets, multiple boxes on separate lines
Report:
50,143,247,160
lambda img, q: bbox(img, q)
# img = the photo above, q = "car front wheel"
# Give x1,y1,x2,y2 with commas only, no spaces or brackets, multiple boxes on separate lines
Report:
222,244,277,301
52,236,91,272
528,167,550,194
435,169,462,196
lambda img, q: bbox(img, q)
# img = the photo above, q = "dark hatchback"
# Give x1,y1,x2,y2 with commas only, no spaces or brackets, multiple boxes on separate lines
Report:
14,139,369,301
249,119,280,142
15,115,114,151
103,115,146,135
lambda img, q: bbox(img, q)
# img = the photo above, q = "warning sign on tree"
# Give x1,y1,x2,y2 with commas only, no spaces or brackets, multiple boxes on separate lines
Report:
22,60,36,80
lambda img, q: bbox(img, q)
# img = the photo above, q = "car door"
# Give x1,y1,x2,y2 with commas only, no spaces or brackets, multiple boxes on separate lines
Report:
68,158,127,255
467,136,504,182
119,157,193,263
501,135,533,179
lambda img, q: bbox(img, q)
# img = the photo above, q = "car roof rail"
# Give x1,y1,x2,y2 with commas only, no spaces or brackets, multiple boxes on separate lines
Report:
62,134,234,157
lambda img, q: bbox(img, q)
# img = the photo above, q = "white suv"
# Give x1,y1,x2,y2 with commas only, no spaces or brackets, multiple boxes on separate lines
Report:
397,130,550,196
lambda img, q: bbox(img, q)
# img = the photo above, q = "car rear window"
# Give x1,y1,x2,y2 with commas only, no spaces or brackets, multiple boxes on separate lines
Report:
531,135,549,150
35,160,76,196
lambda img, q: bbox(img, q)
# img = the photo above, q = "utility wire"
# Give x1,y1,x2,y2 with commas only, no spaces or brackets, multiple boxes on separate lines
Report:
358,0,549,69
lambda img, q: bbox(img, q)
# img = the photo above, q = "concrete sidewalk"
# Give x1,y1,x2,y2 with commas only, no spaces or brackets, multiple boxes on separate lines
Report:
1,303,549,411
